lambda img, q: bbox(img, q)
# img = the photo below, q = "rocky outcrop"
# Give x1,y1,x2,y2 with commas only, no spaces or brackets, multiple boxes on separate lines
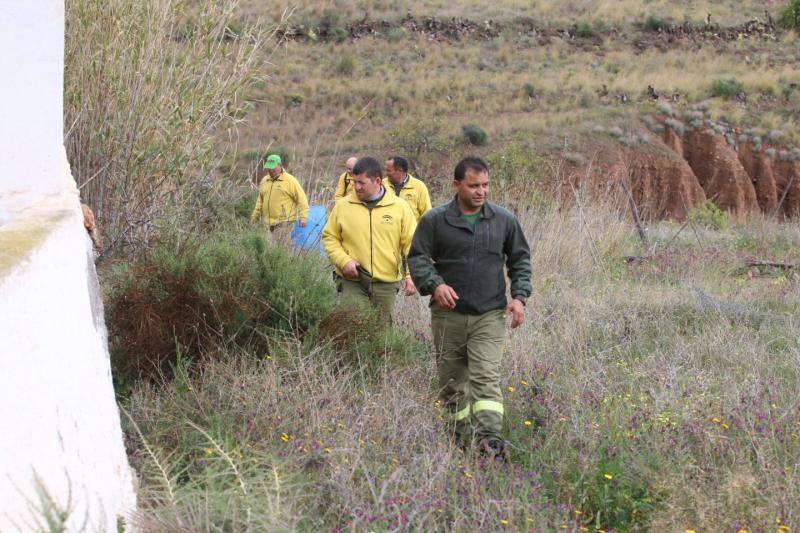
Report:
738,143,778,212
772,158,800,217
683,129,759,215
624,149,706,220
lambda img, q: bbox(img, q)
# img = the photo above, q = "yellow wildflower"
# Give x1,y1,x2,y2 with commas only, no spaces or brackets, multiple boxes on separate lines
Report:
280,433,289,442
712,417,721,424
324,448,332,454
721,423,729,429
508,386,515,393
204,447,214,456
524,420,532,427
686,530,697,533
604,474,613,480
520,380,529,386
500,519,509,526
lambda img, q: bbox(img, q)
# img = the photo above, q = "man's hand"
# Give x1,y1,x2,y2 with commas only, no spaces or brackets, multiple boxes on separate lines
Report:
342,260,360,279
504,299,525,329
250,218,258,225
402,277,417,296
299,219,307,227
433,283,459,310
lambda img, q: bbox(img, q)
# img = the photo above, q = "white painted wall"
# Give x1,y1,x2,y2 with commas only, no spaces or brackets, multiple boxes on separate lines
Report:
0,0,65,222
0,1,137,531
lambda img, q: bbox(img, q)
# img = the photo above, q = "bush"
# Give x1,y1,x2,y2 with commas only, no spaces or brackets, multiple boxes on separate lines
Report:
387,27,408,42
105,227,335,383
329,26,349,43
644,14,667,31
688,200,726,230
574,20,594,38
778,0,800,29
462,123,488,146
523,82,537,99
65,0,269,257
710,77,745,99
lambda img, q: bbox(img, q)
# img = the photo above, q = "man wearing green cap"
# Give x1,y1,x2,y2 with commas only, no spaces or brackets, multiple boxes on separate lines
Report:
251,154,309,243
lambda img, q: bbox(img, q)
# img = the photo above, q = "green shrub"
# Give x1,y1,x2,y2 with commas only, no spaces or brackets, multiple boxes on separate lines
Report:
462,123,488,146
778,0,800,29
688,200,726,229
644,14,667,31
329,26,349,43
574,20,594,38
387,27,408,42
523,82,537,99
105,228,335,382
710,77,745,99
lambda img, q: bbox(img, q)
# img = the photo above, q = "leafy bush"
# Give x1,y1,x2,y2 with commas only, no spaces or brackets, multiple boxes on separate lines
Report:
329,26,349,43
644,14,667,31
710,77,745,99
105,228,335,382
523,82,537,99
688,200,726,229
778,0,800,29
462,123,488,146
387,27,408,42
574,20,594,38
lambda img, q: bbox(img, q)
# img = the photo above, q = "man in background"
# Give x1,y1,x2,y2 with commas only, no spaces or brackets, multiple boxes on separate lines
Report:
250,154,308,243
384,156,432,221
334,156,359,201
323,156,417,319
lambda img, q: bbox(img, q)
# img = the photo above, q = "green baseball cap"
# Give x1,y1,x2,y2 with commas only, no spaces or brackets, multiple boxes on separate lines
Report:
264,154,282,169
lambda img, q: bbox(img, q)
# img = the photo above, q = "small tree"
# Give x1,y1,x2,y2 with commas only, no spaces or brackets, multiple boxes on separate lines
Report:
778,0,800,29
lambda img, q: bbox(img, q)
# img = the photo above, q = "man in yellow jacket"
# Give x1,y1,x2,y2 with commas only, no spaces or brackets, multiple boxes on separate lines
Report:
250,154,309,242
384,155,432,221
323,156,417,318
333,156,358,201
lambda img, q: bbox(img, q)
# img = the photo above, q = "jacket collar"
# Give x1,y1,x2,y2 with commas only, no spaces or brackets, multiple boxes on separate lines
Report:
444,196,495,231
347,185,399,207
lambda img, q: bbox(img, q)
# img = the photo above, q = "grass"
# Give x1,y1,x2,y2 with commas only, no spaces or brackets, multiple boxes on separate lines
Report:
120,199,800,531
229,23,800,189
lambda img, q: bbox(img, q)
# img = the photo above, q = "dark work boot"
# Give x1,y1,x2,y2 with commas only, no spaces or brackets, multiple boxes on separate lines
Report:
479,439,508,462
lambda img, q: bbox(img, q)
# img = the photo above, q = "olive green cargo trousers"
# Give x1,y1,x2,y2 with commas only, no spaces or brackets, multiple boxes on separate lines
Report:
431,305,506,446
338,277,400,319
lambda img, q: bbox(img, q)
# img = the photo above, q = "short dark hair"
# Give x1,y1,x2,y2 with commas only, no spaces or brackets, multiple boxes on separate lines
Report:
353,157,383,179
454,156,489,181
388,156,409,173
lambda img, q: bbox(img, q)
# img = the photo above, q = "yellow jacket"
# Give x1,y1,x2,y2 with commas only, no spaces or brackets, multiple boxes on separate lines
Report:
251,171,309,226
323,188,417,282
383,174,432,221
334,172,352,201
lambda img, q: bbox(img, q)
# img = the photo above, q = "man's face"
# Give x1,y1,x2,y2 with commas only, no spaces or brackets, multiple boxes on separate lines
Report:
267,166,282,179
385,160,405,184
353,173,382,200
453,169,489,211
345,159,357,177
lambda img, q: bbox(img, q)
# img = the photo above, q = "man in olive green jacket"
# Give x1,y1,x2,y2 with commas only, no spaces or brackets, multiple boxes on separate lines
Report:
408,156,532,458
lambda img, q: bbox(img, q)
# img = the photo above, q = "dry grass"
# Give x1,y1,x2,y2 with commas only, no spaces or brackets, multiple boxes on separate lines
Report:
121,200,800,531
227,19,799,190
236,0,774,26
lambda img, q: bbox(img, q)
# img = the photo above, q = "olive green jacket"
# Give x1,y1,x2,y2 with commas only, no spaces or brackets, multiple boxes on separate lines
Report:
408,197,532,314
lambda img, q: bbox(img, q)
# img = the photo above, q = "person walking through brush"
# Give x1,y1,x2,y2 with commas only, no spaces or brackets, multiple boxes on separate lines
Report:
323,156,417,319
334,156,359,201
384,156,432,221
408,156,532,458
250,154,308,243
